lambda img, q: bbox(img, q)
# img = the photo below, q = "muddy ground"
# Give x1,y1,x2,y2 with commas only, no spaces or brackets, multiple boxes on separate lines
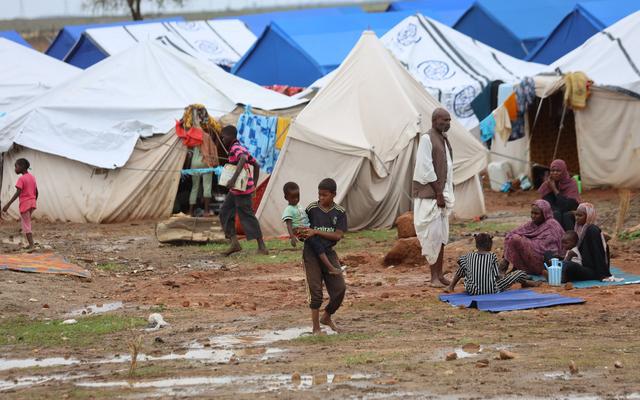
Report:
0,187,639,399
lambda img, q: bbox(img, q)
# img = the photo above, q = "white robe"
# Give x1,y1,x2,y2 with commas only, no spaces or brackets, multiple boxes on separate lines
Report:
413,133,455,265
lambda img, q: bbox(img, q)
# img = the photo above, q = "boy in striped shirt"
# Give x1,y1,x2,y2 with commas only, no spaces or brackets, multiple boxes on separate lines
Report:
446,233,540,295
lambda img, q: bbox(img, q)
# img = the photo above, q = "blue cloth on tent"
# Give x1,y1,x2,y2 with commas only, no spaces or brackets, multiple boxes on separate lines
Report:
439,289,584,312
236,105,278,174
181,166,223,177
479,113,496,143
529,267,640,289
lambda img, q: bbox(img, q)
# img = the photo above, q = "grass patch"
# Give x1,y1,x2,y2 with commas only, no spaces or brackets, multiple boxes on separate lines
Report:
451,221,519,236
195,229,396,265
291,332,375,345
343,351,383,366
96,262,128,272
618,230,640,241
0,315,146,347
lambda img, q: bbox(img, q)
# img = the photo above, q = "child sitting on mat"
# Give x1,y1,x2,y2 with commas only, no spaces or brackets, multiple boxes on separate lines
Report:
562,230,582,265
282,181,341,275
446,233,540,295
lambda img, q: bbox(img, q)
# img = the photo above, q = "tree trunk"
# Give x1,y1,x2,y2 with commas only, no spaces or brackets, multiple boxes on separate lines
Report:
127,0,143,20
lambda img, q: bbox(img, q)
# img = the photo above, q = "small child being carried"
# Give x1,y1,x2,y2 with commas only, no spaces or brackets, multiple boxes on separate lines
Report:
282,182,342,275
446,233,540,295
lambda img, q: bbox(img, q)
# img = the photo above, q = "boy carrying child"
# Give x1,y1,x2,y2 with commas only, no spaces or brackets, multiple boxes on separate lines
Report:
446,233,540,295
282,182,342,275
297,178,347,334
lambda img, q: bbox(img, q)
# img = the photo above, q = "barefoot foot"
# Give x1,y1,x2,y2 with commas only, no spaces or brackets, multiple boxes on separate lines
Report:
223,243,242,256
320,312,341,333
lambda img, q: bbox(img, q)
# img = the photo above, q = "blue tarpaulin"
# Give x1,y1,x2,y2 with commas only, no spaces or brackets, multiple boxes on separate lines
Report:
454,0,577,59
387,0,473,26
527,0,640,64
0,31,30,48
220,6,364,36
231,12,410,87
439,289,585,312
45,17,184,61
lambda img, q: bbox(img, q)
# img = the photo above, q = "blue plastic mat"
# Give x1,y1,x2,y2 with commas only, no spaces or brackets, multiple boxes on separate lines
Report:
439,289,584,312
530,267,640,288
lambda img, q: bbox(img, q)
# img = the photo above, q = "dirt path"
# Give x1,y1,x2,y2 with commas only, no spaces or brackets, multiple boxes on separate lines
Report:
0,188,639,399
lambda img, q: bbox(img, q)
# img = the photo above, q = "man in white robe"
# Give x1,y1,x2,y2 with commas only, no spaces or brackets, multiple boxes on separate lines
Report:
413,108,455,287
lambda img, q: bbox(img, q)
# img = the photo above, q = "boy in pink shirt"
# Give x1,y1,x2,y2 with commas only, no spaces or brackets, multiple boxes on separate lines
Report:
2,158,38,248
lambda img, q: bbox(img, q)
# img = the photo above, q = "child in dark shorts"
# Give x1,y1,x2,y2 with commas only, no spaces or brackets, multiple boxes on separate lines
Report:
282,182,341,275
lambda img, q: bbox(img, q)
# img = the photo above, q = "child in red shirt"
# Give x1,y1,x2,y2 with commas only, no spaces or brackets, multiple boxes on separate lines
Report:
2,158,38,248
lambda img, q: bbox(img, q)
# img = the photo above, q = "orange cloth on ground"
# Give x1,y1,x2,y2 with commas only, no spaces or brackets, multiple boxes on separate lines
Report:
504,92,518,120
275,117,291,150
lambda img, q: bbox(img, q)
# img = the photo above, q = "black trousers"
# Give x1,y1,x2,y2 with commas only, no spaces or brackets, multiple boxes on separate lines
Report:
219,193,263,240
303,245,345,313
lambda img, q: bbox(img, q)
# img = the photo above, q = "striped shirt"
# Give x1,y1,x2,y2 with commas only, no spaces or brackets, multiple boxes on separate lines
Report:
454,252,501,295
228,140,256,195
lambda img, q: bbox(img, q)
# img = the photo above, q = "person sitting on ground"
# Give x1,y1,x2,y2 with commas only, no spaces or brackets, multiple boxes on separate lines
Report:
501,199,564,275
446,233,540,295
538,159,580,231
297,178,347,335
218,125,268,256
1,158,38,249
282,182,342,275
561,230,581,265
544,203,611,282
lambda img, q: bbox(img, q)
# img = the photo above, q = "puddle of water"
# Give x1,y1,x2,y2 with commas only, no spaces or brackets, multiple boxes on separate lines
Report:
208,327,333,349
66,301,123,317
0,357,80,372
543,371,571,381
75,372,374,394
0,372,91,392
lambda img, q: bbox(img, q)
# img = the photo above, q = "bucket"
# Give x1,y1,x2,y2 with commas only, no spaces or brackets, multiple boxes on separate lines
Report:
545,258,563,286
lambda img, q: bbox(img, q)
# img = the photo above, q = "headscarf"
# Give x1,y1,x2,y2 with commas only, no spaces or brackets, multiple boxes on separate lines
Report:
574,202,601,245
506,199,564,256
538,159,581,202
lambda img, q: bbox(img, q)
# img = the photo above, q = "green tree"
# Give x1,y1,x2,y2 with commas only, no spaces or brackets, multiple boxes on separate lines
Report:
88,0,185,21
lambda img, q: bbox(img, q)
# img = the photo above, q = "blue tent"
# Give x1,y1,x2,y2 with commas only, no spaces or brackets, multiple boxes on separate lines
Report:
0,30,31,48
45,17,184,60
221,6,364,36
387,0,474,26
527,0,640,64
454,0,576,59
231,12,410,87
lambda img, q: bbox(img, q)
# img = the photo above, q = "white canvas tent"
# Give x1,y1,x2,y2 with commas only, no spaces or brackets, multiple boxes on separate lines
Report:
257,31,488,237
68,20,256,69
550,10,640,97
0,41,304,223
492,11,640,188
380,14,547,129
0,38,80,116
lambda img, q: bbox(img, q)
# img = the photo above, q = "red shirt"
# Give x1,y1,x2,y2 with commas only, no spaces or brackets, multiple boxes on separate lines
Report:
16,172,37,213
228,140,256,195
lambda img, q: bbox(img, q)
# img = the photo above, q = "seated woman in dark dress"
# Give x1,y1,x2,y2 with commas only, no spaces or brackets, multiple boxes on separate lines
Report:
545,203,611,282
538,159,580,231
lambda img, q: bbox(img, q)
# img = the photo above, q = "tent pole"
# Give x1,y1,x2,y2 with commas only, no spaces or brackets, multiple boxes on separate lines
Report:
551,103,567,161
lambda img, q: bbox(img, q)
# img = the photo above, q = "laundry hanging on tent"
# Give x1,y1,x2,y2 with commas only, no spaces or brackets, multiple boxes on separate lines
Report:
275,117,291,150
494,105,512,143
471,80,504,121
479,113,496,143
564,72,592,109
504,93,518,121
175,121,203,147
509,77,537,141
236,105,279,174
181,166,224,176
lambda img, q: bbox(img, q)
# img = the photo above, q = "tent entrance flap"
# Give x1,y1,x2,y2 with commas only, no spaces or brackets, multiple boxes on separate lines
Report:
528,92,580,178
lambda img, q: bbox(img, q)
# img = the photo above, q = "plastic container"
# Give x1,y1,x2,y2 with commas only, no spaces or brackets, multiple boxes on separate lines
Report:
487,161,513,192
573,175,582,194
544,258,563,286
